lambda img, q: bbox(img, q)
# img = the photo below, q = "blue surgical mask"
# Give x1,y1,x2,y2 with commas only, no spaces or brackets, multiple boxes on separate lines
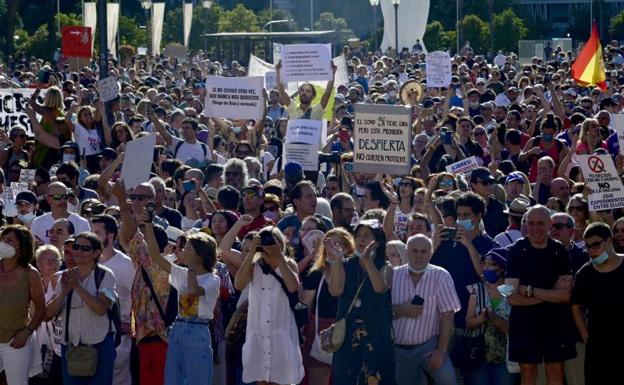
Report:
483,269,499,284
456,218,475,232
17,212,36,224
542,133,553,142
591,251,610,265
408,263,429,274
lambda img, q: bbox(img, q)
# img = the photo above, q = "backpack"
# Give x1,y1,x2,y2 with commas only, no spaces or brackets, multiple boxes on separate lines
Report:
173,140,208,160
94,265,123,347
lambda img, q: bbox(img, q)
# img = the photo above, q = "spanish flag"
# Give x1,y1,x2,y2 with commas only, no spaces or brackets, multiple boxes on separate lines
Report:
571,22,607,90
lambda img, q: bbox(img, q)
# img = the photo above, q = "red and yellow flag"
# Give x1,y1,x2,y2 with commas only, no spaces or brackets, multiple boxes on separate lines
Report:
571,22,607,89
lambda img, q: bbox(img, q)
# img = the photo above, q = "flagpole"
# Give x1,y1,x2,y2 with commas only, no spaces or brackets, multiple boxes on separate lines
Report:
590,1,593,31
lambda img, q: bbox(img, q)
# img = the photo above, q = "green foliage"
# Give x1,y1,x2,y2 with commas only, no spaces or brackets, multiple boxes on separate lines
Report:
56,12,81,28
314,12,348,31
461,14,490,54
492,8,527,53
118,15,146,48
161,4,222,52
17,24,52,59
610,10,624,37
218,4,260,32
425,21,450,52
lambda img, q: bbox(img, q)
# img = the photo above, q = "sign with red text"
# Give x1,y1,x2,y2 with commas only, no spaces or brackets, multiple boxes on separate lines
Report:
578,154,624,211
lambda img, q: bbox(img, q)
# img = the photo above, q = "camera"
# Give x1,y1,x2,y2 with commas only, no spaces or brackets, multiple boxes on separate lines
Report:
318,152,341,164
260,231,276,246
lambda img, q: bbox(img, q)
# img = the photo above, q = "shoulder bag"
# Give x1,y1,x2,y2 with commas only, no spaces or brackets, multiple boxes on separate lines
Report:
318,277,366,353
309,275,332,364
64,286,98,377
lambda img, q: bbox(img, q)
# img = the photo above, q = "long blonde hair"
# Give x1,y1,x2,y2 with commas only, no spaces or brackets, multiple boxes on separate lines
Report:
43,86,63,110
310,228,355,272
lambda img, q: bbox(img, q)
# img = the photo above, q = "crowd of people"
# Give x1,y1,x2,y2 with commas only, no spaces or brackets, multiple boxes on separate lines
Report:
0,37,623,385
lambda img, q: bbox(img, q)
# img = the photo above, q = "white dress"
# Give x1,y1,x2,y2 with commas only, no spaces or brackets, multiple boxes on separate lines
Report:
242,265,304,384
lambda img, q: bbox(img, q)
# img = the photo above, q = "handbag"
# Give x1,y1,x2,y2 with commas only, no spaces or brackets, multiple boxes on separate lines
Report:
309,276,332,365
224,301,248,344
64,290,99,377
318,277,367,353
450,283,486,370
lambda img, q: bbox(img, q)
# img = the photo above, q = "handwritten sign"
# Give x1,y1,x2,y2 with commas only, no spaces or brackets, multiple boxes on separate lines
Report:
578,154,624,211
19,169,36,184
203,76,264,120
446,156,480,175
98,76,119,103
353,104,412,175
425,51,452,88
280,44,332,82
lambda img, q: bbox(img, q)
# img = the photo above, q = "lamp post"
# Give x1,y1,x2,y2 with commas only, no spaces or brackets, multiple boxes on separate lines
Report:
202,0,213,53
98,0,107,79
140,0,152,55
392,0,400,54
370,0,379,52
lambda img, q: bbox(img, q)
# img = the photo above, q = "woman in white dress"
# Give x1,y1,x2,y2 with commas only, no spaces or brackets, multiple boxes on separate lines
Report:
234,226,304,385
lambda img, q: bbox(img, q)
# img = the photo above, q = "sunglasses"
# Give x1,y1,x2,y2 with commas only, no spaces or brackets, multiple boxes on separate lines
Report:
264,205,278,212
241,190,259,199
130,194,153,201
551,223,572,230
48,194,69,200
399,182,412,187
72,243,94,252
439,180,454,187
585,239,605,250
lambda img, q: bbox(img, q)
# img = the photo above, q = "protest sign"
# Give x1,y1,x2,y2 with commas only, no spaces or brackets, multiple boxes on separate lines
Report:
578,154,624,211
0,88,47,136
204,76,264,120
2,187,16,218
19,169,36,185
264,71,277,91
10,182,29,199
273,43,282,64
446,156,480,175
137,47,147,56
281,44,333,82
283,143,319,172
121,133,157,189
164,43,188,61
98,76,119,103
285,119,322,145
353,104,412,174
612,114,624,154
425,51,452,88
61,26,92,58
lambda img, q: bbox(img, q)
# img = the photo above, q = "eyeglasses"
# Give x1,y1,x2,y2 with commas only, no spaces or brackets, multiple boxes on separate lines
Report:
182,125,195,130
48,194,69,201
581,105,593,109
72,243,94,252
130,194,153,201
551,223,572,230
241,190,258,199
585,239,605,250
568,206,584,212
225,171,241,177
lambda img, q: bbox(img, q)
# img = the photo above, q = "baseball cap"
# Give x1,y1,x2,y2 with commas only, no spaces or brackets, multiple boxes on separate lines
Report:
15,191,37,205
99,148,117,161
505,171,525,185
469,167,496,184
485,247,509,269
563,88,578,97
284,161,304,184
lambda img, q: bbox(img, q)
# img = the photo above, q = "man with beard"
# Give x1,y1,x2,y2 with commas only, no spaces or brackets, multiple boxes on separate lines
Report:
275,60,337,121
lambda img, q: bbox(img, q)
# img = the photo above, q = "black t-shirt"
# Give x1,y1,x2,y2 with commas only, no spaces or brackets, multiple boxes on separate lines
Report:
506,237,575,343
303,270,338,319
158,206,183,229
484,197,507,237
571,258,624,341
569,243,589,277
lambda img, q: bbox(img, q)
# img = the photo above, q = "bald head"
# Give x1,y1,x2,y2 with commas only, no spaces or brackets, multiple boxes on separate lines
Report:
406,234,433,251
47,181,68,195
406,234,433,270
550,178,570,201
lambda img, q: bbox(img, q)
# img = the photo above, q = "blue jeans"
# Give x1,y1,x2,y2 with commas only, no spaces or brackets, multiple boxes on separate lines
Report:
463,362,516,385
164,319,213,385
395,337,458,385
61,333,116,385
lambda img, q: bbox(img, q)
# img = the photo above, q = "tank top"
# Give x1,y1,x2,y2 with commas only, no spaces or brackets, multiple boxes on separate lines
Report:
0,269,30,343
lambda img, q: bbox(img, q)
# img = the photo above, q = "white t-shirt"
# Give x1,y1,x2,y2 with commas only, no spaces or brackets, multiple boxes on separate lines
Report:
74,123,102,156
170,137,207,162
493,229,522,248
30,213,91,244
169,264,220,319
100,250,136,323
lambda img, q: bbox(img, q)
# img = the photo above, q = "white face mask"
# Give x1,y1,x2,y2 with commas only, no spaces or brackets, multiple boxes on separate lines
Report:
16,212,36,224
62,154,75,163
231,126,242,134
0,241,16,260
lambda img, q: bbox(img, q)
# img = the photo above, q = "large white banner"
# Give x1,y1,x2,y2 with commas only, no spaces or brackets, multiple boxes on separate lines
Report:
107,3,119,58
280,44,333,82
183,3,193,47
380,0,429,52
425,51,452,88
578,154,624,211
152,2,165,55
83,2,97,54
0,88,47,136
203,76,264,119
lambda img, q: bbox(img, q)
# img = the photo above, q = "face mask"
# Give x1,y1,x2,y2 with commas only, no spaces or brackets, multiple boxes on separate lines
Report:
408,263,429,274
542,133,553,142
456,218,475,232
0,242,15,260
591,251,610,265
231,126,242,134
483,269,499,284
17,212,35,224
62,154,75,163
470,102,480,109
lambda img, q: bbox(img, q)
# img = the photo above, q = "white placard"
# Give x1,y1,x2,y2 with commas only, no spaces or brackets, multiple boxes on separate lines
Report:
285,119,322,145
353,104,412,175
19,169,36,184
98,76,119,103
203,76,264,120
2,187,16,218
264,71,277,91
137,47,147,55
283,142,319,172
280,44,332,82
121,133,157,189
10,182,29,199
612,114,624,154
425,51,452,88
446,156,480,175
578,154,624,211
273,43,282,64
0,88,47,136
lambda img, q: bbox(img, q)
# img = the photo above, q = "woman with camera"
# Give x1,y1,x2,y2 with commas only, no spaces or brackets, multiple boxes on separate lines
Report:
234,226,304,385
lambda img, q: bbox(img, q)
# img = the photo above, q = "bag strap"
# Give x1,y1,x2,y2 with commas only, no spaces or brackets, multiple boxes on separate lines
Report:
140,267,168,324
314,275,324,334
345,277,367,317
64,288,73,344
259,260,297,308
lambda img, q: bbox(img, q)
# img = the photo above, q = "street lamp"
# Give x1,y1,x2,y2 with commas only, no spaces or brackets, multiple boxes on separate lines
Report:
202,1,213,52
392,0,400,54
140,0,152,54
369,0,379,52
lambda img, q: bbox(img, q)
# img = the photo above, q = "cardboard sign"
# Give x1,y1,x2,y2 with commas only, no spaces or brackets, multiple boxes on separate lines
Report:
284,119,322,146
61,26,92,58
425,51,452,88
137,47,147,56
446,156,480,175
0,88,47,136
578,154,624,211
280,44,332,82
98,76,119,103
203,76,264,120
121,133,157,189
19,169,36,184
283,143,318,172
353,104,412,175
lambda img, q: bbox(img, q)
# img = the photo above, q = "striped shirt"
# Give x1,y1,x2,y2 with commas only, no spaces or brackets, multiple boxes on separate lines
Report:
391,264,461,345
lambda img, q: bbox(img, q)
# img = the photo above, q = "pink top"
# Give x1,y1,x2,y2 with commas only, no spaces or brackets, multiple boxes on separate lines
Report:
576,140,607,155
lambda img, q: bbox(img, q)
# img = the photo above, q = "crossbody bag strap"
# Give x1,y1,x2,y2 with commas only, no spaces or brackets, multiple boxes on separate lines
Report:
64,289,73,344
314,275,324,334
140,267,168,323
344,278,367,317
263,262,297,307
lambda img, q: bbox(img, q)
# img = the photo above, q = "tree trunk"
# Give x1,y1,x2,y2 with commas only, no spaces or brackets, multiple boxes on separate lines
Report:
5,0,20,55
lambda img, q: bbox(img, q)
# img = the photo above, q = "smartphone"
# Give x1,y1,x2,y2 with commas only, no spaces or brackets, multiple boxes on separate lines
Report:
260,231,276,246
411,295,425,306
441,130,452,145
182,180,194,192
442,227,457,240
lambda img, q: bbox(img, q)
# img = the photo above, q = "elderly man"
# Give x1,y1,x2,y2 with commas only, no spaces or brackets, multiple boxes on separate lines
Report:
549,178,571,205
392,234,460,385
505,205,576,385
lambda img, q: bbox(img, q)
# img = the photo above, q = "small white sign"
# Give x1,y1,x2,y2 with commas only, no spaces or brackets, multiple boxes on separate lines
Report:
284,119,322,146
446,156,480,175
121,133,157,189
578,154,624,211
283,142,318,172
98,76,119,103
425,51,452,88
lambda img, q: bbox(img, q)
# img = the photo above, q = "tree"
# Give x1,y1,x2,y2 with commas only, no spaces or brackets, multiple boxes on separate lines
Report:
314,12,348,31
610,10,624,37
461,14,490,54
424,21,451,52
492,8,527,53
118,15,146,48
218,4,260,32
161,4,223,51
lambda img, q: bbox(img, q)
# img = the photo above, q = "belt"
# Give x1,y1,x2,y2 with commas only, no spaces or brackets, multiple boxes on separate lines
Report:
175,318,210,326
395,343,426,349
